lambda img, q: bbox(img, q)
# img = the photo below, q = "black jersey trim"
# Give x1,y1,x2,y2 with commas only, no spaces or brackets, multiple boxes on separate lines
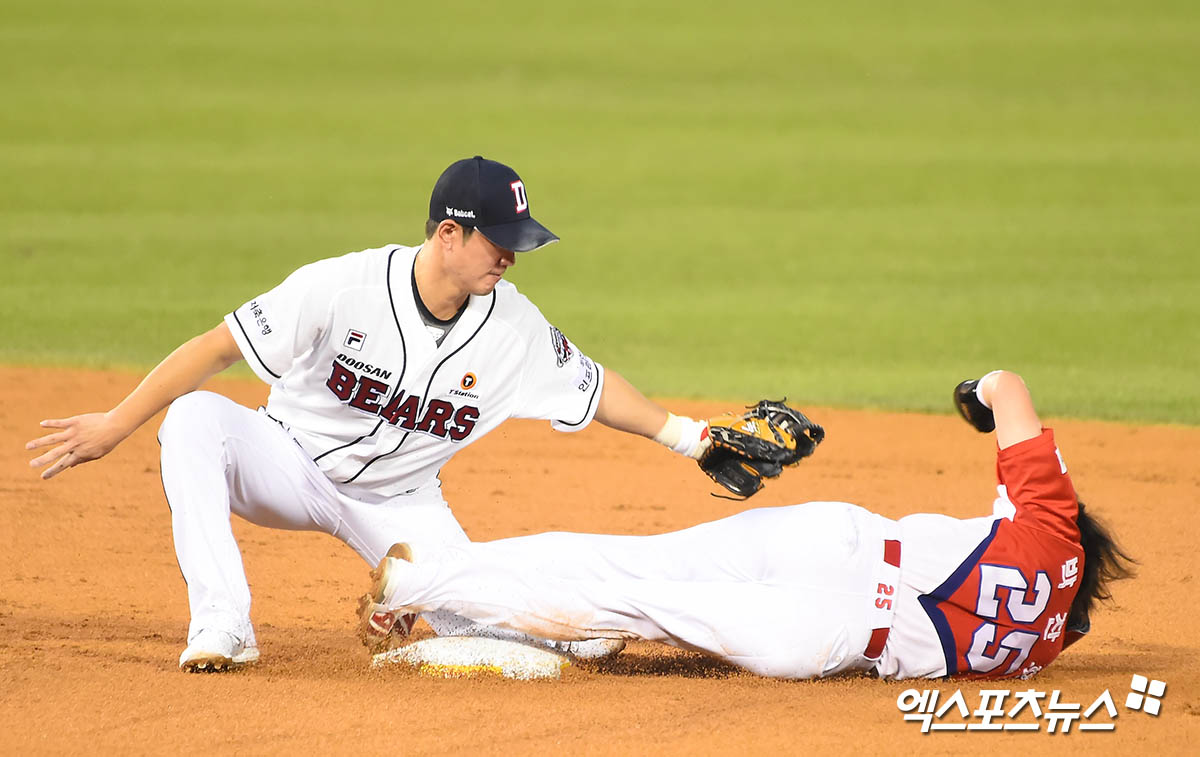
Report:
340,289,496,485
340,434,411,485
385,246,410,387
313,419,384,463
418,290,496,410
554,360,603,428
231,311,282,380
311,248,410,464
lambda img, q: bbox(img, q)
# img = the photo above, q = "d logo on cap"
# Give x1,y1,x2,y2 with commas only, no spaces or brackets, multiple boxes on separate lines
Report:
429,156,559,253
510,181,528,213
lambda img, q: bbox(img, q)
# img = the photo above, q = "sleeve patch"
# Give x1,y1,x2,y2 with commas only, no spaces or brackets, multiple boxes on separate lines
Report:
549,325,573,367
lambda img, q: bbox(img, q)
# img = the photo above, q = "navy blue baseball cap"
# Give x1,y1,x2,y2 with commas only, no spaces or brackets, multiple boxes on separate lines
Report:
429,156,559,252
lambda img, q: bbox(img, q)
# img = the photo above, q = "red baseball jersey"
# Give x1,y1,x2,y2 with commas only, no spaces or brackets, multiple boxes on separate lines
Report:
918,430,1085,679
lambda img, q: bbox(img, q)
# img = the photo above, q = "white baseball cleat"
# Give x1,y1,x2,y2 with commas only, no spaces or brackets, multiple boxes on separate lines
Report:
179,629,260,672
358,542,417,653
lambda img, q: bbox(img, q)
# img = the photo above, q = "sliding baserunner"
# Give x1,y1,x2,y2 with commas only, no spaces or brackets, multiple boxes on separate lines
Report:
362,370,1134,680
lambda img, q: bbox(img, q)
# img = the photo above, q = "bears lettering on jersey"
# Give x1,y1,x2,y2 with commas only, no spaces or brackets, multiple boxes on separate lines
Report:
324,359,480,442
380,393,420,429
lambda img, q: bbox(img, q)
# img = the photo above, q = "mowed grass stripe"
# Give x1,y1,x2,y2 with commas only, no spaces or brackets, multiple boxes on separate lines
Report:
2,1,1197,422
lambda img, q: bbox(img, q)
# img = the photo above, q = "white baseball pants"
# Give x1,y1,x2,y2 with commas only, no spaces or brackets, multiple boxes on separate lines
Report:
158,391,470,646
380,502,902,679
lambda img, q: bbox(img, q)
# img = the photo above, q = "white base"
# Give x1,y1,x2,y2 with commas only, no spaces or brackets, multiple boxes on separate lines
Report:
372,636,570,680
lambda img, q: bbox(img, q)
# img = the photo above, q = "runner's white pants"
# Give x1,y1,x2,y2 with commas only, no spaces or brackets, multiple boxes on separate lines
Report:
381,501,901,679
159,391,471,645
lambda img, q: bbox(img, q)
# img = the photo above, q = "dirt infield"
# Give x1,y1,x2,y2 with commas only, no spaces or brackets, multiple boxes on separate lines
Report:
2,365,1197,754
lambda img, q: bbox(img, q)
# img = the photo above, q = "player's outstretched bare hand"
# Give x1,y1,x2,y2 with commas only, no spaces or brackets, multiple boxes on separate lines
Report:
26,413,126,480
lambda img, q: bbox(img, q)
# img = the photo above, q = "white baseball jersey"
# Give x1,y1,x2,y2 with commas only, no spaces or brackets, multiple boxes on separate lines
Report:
224,244,604,501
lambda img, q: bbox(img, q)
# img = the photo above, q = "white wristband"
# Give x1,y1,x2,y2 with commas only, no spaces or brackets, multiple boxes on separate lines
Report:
976,370,1004,409
653,413,711,459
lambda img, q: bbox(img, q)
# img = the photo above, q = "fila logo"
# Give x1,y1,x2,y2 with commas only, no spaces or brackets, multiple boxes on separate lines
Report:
344,329,366,351
510,180,528,213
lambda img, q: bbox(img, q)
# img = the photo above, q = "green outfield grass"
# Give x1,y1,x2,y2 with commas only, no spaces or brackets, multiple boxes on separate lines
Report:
3,0,1197,423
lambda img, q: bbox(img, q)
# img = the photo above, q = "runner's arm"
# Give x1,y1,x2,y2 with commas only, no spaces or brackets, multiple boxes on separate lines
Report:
978,370,1042,450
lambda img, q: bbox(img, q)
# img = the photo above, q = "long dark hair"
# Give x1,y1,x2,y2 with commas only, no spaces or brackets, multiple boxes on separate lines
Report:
1067,500,1137,633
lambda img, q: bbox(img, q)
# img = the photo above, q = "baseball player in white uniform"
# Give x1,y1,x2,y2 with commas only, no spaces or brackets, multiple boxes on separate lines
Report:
26,156,713,671
363,371,1135,680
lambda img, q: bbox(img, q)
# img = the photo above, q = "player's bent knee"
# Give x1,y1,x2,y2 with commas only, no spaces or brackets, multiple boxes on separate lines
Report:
159,391,237,445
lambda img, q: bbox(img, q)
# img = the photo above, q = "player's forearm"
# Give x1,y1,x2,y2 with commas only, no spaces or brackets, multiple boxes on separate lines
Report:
594,370,669,439
107,323,244,438
978,370,1043,450
595,370,710,459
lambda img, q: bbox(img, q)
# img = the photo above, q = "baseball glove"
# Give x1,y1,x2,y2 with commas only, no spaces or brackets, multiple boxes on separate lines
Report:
698,400,825,499
953,379,996,433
